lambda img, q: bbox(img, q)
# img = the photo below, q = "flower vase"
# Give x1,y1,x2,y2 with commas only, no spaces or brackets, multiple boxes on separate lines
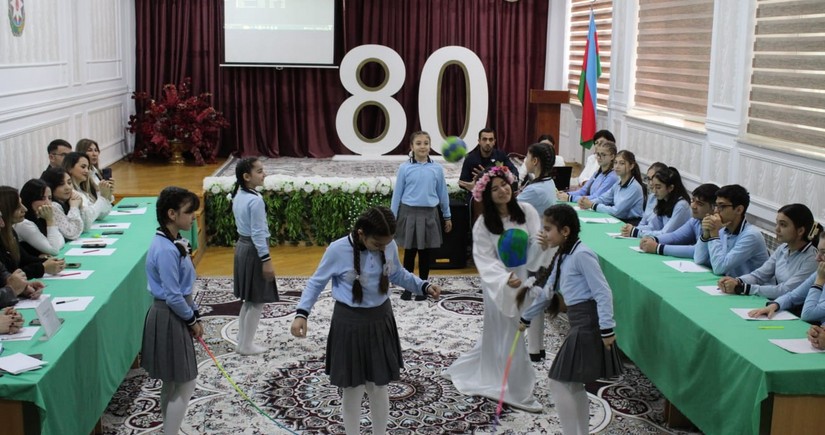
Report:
169,139,186,165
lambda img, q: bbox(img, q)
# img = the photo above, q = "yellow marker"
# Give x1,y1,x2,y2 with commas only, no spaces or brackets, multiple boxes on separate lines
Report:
758,326,784,330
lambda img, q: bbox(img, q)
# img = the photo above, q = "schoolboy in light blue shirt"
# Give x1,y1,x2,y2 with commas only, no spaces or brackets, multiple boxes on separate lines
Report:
694,184,768,277
639,183,718,259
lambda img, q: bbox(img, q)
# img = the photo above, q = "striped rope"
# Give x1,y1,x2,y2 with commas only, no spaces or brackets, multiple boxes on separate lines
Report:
492,328,522,431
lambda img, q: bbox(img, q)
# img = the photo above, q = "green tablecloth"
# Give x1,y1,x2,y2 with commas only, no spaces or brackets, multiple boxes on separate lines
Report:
575,206,825,435
0,197,157,435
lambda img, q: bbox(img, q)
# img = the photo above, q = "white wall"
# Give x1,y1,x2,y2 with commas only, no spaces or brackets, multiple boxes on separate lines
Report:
549,0,825,228
0,0,135,188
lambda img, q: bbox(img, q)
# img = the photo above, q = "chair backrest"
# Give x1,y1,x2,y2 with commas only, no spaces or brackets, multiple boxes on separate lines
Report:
549,166,573,191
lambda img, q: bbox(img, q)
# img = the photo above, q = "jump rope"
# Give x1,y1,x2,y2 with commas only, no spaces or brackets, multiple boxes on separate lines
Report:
197,337,299,435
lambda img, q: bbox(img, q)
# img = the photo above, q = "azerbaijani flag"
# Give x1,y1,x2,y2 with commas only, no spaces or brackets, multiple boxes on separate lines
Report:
577,10,601,149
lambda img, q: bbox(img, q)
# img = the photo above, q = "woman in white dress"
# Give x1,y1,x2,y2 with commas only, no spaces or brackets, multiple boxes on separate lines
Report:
443,165,544,412
62,152,113,230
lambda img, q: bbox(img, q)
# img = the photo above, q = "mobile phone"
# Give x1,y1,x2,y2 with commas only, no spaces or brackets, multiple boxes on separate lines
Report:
81,243,106,249
65,262,81,269
102,168,112,180
117,204,139,209
102,230,123,235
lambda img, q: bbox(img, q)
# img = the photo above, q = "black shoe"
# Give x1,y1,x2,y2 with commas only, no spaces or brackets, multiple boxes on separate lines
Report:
400,291,412,301
529,349,546,362
414,294,427,301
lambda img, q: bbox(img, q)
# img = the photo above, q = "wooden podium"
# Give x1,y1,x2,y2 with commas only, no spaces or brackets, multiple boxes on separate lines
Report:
529,90,569,154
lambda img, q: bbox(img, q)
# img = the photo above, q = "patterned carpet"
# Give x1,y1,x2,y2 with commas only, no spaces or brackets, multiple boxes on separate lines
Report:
213,156,466,179
102,276,700,434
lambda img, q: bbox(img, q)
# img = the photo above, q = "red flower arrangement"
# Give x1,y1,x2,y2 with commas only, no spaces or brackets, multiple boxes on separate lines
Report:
128,78,229,165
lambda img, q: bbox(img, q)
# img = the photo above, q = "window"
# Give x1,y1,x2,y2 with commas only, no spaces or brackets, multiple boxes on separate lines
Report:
747,0,825,149
568,0,612,107
634,0,714,118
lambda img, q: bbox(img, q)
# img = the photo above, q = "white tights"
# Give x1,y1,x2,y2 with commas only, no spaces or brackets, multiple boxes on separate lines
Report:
341,382,389,435
160,379,197,434
549,379,590,435
236,301,266,355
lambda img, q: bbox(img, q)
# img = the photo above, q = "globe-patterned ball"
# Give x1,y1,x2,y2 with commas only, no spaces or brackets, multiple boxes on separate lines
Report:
497,228,529,268
441,136,467,163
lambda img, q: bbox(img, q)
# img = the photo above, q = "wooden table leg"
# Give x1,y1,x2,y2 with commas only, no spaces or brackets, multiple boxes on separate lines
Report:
769,394,825,435
0,399,40,435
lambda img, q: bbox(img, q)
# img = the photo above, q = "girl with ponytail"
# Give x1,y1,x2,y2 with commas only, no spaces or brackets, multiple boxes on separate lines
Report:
291,206,442,435
579,150,645,226
519,204,623,434
231,157,278,355
725,203,818,299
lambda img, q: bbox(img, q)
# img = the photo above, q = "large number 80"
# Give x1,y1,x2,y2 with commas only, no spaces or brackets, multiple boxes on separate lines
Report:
335,45,489,157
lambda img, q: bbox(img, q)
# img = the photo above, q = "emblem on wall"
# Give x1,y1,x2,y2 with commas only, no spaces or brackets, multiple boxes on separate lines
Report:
8,0,24,37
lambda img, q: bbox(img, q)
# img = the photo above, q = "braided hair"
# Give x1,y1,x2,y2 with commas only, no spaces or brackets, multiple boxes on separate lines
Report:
520,142,556,189
156,186,200,258
516,204,580,314
350,206,396,304
231,157,261,200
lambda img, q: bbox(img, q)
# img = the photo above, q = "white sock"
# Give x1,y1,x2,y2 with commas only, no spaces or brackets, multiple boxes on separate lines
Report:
527,313,546,354
163,379,196,434
364,382,389,435
342,385,366,435
549,379,588,435
237,302,267,355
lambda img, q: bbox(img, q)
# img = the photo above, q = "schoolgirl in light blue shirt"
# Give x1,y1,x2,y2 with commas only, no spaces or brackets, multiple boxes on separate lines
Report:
560,141,619,203
580,150,645,224
626,167,691,238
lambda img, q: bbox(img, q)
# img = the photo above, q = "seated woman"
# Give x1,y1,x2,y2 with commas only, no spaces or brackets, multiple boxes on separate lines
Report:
0,306,23,335
622,167,690,238
40,167,84,241
0,186,65,278
558,140,618,202
579,150,645,226
720,204,818,299
15,179,65,256
0,242,45,309
76,139,114,201
749,226,825,323
62,152,113,230
638,162,668,230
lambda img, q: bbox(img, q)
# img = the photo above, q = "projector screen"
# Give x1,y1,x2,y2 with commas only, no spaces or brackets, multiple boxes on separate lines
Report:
224,0,338,67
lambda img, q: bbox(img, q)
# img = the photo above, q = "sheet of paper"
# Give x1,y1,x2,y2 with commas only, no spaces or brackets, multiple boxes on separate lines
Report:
0,326,40,342
35,296,62,339
607,232,635,239
109,207,148,216
14,294,52,309
697,285,727,296
52,296,94,312
580,217,621,224
64,248,116,256
628,246,644,253
663,260,711,273
769,339,825,354
41,270,94,280
731,308,799,321
90,222,131,230
69,238,118,246
0,352,46,374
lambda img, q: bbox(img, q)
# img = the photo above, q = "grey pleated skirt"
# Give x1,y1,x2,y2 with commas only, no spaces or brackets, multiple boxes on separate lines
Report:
549,300,624,383
395,204,442,249
234,236,279,303
326,299,403,388
141,298,198,382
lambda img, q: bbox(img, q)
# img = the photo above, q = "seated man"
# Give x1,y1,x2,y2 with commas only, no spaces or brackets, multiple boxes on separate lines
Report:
694,184,769,276
639,183,718,259
46,139,72,171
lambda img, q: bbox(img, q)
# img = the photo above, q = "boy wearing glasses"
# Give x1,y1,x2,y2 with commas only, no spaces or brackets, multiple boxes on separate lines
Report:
694,184,768,276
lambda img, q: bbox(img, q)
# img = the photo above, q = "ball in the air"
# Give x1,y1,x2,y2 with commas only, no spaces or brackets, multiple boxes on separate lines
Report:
497,228,529,268
441,136,467,162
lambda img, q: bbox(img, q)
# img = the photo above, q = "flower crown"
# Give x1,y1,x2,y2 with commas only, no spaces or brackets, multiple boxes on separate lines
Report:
472,164,516,202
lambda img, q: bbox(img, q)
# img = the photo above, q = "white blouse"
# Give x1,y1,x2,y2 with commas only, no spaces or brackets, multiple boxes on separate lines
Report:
77,189,112,230
13,219,65,256
50,202,84,240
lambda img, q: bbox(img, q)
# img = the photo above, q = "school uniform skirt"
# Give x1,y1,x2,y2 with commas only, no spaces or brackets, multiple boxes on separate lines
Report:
395,204,443,250
548,300,624,383
326,299,403,388
141,298,198,383
234,236,279,303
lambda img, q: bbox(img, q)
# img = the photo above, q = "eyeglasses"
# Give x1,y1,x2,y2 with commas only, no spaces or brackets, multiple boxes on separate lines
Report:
714,203,734,210
50,152,68,157
595,152,611,158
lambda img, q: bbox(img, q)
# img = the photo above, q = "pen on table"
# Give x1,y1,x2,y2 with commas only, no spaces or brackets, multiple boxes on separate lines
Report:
56,299,79,305
98,225,117,228
58,272,81,277
758,326,785,329
83,249,100,254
